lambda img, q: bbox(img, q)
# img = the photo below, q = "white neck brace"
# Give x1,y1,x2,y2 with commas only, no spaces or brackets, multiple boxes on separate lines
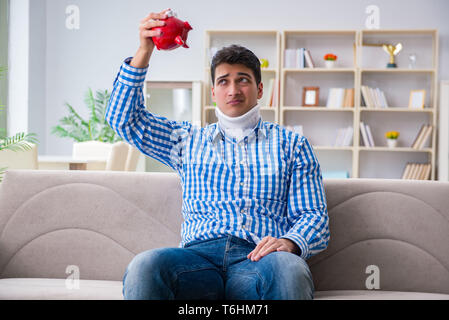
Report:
215,104,261,142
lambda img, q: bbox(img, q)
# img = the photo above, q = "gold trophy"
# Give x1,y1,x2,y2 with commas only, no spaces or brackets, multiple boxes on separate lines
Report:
382,43,402,68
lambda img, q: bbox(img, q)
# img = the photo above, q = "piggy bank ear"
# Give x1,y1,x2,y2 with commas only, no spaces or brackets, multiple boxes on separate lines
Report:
184,21,192,30
175,35,189,48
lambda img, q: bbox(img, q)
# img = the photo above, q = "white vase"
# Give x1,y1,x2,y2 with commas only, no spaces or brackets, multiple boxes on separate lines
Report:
387,139,397,148
325,60,335,68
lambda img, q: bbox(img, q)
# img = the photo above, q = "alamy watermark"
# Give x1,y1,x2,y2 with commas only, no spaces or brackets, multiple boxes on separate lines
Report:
65,5,80,30
65,265,80,290
365,265,380,290
365,5,380,29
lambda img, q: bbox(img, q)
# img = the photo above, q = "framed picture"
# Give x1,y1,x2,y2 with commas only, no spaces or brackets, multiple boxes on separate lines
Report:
409,89,426,109
302,87,320,107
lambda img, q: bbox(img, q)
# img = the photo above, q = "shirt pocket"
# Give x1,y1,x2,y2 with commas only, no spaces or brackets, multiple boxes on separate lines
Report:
259,156,290,178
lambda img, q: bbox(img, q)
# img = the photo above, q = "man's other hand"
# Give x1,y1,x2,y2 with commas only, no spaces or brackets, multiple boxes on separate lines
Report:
247,236,300,262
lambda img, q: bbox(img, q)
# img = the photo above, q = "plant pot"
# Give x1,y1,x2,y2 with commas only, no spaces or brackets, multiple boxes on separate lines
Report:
387,139,397,148
325,60,335,68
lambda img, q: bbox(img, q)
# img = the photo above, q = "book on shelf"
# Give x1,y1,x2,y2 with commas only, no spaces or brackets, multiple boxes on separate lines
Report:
284,48,315,69
284,48,304,68
361,85,389,108
334,126,353,147
401,162,431,180
360,122,375,147
360,122,370,147
343,88,354,108
304,49,315,68
365,124,375,147
326,88,354,108
411,124,433,149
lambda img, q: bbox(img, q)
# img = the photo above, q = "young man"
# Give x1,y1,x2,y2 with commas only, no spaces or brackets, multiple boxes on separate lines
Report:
105,9,329,300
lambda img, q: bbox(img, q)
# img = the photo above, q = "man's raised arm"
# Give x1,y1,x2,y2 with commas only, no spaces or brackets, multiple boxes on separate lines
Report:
105,9,190,173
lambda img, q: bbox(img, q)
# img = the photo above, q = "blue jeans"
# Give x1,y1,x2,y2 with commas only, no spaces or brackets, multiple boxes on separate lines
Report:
122,235,314,300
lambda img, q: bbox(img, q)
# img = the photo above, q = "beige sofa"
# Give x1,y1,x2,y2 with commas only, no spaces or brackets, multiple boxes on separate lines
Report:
0,169,448,300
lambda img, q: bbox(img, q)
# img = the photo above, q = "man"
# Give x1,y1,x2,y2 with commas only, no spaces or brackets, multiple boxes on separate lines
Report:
105,9,329,300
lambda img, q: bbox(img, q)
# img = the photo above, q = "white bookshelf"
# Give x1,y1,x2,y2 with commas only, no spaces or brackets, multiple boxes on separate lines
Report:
281,30,359,178
358,29,438,179
203,29,439,180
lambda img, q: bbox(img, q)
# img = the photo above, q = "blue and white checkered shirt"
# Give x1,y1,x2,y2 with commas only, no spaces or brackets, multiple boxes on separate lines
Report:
105,58,329,260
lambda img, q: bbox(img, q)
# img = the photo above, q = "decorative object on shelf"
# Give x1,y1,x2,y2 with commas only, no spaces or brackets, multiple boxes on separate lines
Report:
408,53,417,69
302,87,320,106
385,131,399,148
260,58,269,69
382,43,402,68
409,89,426,109
324,53,337,68
151,9,192,50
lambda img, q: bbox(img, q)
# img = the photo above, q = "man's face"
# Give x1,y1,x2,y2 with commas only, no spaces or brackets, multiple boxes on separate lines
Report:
212,63,263,117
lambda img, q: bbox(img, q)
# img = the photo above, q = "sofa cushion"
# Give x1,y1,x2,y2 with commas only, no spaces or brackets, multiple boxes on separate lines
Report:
314,290,449,300
2,278,448,300
0,278,123,300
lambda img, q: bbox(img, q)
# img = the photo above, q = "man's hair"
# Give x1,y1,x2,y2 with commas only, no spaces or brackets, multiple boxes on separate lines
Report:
210,45,261,86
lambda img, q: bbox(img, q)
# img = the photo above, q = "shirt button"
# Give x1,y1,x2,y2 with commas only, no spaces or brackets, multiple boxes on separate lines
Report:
240,182,244,186
241,209,245,213
240,161,245,165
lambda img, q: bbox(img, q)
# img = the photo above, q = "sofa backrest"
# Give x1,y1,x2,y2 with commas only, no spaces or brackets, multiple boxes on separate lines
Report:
0,170,183,281
0,170,448,294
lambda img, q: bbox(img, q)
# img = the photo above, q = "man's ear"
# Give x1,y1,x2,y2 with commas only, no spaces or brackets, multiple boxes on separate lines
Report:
257,82,263,100
211,85,216,103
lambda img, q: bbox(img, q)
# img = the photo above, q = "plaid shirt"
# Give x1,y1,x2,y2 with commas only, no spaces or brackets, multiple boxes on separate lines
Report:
105,58,329,260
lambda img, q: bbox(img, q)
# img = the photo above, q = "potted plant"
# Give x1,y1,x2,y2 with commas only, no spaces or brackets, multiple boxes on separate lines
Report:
0,66,39,182
324,53,337,68
51,88,122,143
385,130,399,148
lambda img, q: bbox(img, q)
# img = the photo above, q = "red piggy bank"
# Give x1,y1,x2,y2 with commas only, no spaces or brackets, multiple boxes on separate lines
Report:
152,9,192,50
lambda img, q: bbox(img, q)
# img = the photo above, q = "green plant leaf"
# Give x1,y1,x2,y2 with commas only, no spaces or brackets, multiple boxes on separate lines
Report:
0,132,39,152
51,87,121,144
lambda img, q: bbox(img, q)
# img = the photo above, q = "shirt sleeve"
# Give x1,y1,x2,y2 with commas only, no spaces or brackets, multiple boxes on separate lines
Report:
105,57,191,173
281,135,330,260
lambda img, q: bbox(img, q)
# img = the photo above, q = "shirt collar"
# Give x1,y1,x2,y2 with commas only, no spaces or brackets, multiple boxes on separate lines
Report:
208,118,268,143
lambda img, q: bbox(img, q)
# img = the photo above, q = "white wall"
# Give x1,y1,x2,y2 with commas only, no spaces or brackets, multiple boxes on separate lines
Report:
9,0,449,157
8,0,29,135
